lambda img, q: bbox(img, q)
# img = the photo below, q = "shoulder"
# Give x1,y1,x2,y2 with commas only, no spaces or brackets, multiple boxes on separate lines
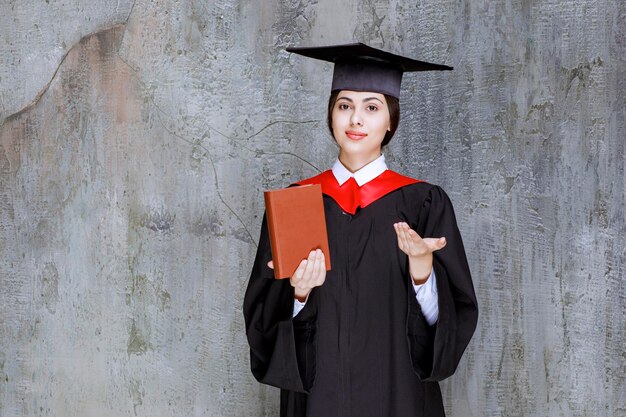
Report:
385,170,432,194
390,173,455,208
385,169,421,182
402,180,450,199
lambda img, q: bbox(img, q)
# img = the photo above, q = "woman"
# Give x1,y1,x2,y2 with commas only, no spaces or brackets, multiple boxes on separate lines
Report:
244,43,478,417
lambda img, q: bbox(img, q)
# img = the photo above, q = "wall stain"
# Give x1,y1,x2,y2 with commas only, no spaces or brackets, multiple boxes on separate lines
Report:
38,262,60,314
563,57,604,97
353,0,387,45
190,137,208,170
127,319,151,356
1,25,126,124
128,377,145,416
144,210,175,233
125,274,171,312
591,189,609,229
129,207,176,233
504,175,518,194
0,115,22,176
0,143,10,175
190,211,224,237
190,209,254,244
125,271,171,356
234,119,254,137
0,357,6,385
495,102,519,140
521,101,554,136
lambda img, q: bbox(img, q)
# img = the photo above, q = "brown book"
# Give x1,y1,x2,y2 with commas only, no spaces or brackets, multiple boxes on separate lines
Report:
264,184,331,279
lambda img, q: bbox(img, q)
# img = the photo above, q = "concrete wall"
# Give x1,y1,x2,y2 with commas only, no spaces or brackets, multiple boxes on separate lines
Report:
1,0,624,416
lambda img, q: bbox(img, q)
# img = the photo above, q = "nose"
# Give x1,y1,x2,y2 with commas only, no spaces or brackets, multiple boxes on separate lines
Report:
350,109,363,126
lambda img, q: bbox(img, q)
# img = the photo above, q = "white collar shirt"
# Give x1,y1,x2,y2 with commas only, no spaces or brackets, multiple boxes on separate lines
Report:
331,154,388,187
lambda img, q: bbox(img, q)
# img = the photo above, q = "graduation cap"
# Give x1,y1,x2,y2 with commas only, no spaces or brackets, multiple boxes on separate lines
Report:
286,43,452,98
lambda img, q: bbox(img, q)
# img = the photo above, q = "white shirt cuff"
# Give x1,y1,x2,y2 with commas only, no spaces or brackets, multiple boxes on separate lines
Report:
413,269,439,325
293,298,307,317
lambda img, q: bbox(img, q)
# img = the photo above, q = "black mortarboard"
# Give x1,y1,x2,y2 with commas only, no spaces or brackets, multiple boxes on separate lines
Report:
286,43,452,98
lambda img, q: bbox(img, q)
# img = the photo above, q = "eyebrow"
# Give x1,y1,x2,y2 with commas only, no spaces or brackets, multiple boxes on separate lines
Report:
337,96,385,104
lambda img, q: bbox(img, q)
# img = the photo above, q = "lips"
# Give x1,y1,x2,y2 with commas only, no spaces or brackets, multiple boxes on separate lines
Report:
346,130,367,140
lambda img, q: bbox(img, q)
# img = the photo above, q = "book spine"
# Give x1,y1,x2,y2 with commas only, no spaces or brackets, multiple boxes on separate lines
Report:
263,192,282,279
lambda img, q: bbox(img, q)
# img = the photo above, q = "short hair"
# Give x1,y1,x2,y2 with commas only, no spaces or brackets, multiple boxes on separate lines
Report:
326,90,400,147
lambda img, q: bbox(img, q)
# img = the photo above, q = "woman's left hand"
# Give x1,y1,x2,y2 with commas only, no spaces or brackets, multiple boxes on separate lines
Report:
393,222,447,285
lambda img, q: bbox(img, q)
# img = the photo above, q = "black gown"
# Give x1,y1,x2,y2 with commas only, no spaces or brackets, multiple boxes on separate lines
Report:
243,172,478,417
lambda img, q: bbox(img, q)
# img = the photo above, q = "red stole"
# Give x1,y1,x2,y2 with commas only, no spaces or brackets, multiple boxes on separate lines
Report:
296,170,422,215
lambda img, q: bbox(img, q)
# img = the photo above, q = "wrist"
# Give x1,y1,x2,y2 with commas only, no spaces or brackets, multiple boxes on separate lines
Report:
410,271,431,285
408,254,433,285
294,288,310,302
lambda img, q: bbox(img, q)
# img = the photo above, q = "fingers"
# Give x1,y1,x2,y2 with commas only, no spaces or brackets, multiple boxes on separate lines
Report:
304,249,325,284
315,250,326,281
267,260,274,269
422,237,447,252
300,249,317,280
394,222,421,256
290,249,327,294
394,222,415,253
293,258,308,281
310,249,323,279
393,223,405,251
393,222,446,256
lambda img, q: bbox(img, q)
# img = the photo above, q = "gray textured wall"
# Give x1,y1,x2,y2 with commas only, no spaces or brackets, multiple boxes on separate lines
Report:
1,0,624,416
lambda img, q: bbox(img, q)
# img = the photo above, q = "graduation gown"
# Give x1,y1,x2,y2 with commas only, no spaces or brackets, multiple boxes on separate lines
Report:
243,169,478,417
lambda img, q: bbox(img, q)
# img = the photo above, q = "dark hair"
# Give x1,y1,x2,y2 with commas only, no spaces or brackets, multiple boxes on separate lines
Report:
327,90,400,147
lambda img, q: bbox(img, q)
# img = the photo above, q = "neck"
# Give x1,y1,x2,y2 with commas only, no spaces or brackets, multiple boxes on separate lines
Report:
338,152,381,173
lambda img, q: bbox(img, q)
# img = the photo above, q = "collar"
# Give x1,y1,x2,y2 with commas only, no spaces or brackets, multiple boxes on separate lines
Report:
332,154,387,186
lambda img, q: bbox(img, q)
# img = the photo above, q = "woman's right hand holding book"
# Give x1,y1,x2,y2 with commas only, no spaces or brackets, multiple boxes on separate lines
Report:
267,248,327,302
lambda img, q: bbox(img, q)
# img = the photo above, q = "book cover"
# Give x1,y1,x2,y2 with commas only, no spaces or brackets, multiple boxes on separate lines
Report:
264,184,331,279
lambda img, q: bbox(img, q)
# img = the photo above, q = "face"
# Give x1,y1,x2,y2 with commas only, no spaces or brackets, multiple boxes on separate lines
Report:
331,90,391,163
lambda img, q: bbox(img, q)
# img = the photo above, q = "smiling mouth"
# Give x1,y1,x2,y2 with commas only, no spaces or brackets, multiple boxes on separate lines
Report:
346,131,367,140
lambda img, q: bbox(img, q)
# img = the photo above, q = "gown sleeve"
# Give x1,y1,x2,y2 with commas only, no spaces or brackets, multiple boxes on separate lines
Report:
406,185,479,381
243,214,317,392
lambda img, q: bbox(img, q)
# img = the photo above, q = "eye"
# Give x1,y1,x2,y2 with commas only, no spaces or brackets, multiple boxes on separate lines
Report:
366,104,378,112
337,103,351,110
